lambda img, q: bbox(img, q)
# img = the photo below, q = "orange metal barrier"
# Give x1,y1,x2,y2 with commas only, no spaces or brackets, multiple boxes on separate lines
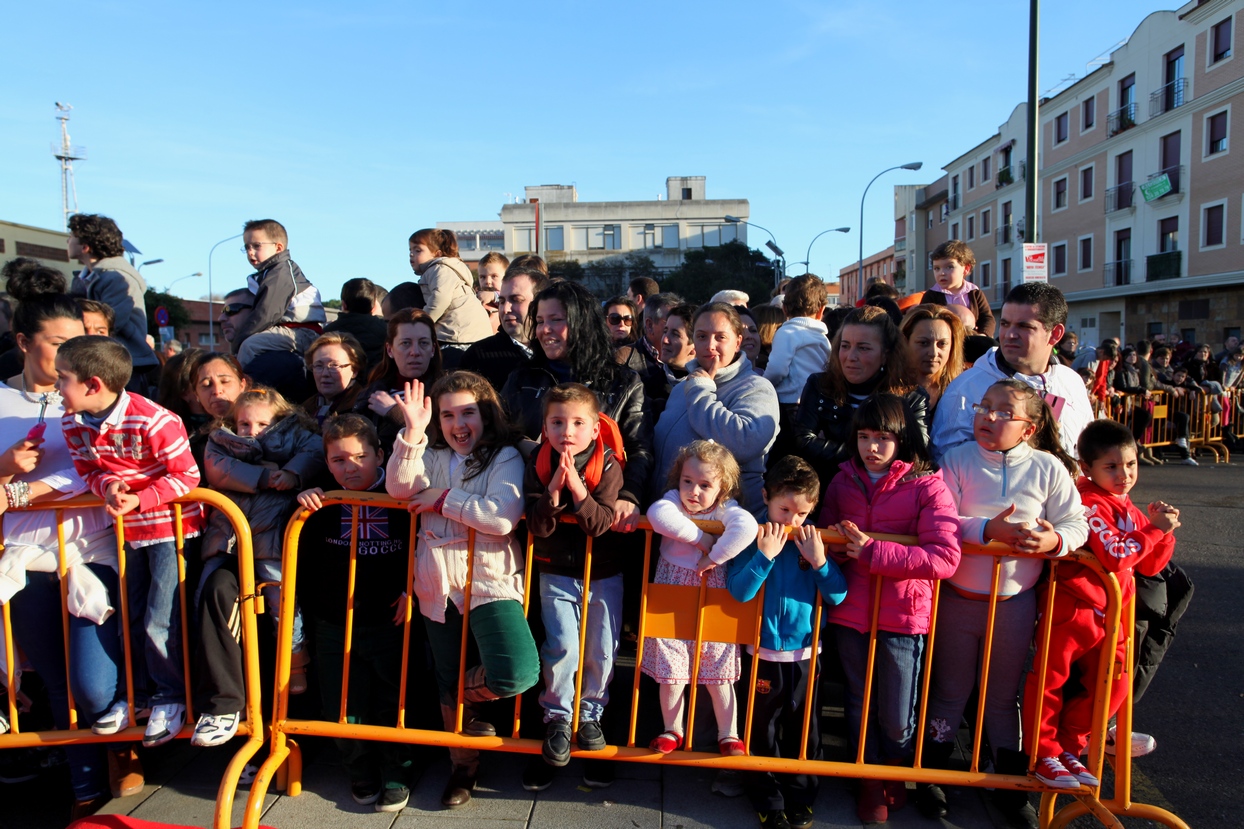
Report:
0,489,266,829
232,492,1188,829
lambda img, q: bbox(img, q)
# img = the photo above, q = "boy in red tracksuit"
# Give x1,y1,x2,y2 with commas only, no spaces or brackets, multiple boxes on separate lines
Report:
1023,419,1178,789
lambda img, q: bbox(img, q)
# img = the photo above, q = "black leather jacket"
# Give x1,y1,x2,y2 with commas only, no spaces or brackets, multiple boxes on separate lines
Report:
792,372,931,484
500,365,653,506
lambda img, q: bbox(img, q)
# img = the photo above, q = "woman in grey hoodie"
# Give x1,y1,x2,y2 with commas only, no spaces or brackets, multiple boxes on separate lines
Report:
652,302,780,513
408,229,492,367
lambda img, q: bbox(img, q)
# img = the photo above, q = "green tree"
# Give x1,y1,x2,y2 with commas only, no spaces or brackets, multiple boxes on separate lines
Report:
548,258,585,282
659,241,777,304
323,298,343,310
143,289,192,338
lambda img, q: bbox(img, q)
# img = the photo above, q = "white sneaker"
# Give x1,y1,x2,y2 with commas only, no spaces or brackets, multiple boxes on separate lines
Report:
1180,456,1199,466
92,700,130,735
191,712,240,747
142,703,186,747
1106,725,1156,757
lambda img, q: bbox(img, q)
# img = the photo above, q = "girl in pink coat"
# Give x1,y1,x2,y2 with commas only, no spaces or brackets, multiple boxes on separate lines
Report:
819,394,961,825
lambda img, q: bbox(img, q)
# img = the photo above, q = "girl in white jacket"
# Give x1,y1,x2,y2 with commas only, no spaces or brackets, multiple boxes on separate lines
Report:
641,440,759,756
386,371,539,808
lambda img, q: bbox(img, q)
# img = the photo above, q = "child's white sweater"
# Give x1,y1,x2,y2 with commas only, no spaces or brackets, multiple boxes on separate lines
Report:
647,491,759,570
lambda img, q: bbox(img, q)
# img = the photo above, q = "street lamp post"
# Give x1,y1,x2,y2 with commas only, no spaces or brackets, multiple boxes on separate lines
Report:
804,227,851,277
724,216,786,288
207,233,243,349
165,271,203,295
858,163,923,296
138,258,164,273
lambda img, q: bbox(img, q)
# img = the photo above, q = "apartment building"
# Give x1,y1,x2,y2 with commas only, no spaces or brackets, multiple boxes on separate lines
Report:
500,176,749,269
0,220,76,284
839,246,897,305
894,0,1244,348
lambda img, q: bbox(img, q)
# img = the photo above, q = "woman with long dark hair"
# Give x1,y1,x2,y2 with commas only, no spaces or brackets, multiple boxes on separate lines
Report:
354,308,444,455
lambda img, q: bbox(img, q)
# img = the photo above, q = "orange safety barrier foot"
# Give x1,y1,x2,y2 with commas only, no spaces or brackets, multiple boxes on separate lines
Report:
241,745,290,829
286,739,303,797
212,731,266,829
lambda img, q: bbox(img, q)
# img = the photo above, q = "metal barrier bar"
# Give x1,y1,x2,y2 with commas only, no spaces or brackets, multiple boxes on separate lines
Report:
239,493,1177,829
969,556,1004,773
395,518,419,729
453,528,475,734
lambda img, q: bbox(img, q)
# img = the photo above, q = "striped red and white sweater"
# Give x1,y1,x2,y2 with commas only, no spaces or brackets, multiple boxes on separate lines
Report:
62,390,205,545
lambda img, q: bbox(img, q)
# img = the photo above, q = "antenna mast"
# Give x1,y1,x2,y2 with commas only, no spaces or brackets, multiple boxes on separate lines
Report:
52,103,87,229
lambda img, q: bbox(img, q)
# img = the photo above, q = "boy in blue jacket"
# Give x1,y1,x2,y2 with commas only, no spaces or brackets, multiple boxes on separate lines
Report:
727,456,847,829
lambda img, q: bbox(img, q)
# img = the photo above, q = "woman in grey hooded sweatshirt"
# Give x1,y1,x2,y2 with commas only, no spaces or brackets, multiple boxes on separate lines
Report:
652,302,780,513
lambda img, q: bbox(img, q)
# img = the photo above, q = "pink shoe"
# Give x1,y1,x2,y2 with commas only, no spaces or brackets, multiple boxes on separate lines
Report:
718,737,746,756
649,731,683,754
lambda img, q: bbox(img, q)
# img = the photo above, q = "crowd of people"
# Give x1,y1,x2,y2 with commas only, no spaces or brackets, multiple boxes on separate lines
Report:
0,221,1198,829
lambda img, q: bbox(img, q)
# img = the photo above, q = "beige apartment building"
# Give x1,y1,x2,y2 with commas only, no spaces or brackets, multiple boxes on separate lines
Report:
839,246,897,305
883,0,1243,348
0,220,76,284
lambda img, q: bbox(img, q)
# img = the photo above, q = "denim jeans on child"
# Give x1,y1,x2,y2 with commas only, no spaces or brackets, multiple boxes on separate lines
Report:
537,572,622,723
124,540,185,706
835,625,923,764
9,564,123,800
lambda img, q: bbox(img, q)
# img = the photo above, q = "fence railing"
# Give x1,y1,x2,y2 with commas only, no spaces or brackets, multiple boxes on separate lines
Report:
0,489,266,829
1098,387,1237,462
224,493,1191,829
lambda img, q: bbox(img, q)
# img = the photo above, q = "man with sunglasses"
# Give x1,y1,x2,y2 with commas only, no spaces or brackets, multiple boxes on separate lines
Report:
930,282,1093,462
218,288,313,402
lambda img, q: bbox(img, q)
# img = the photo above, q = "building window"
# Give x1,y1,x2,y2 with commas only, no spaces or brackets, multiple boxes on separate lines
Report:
928,213,933,229
981,209,991,235
689,223,737,248
951,222,959,240
1055,112,1069,144
635,223,678,250
1207,110,1228,156
982,156,991,181
1052,242,1067,276
1159,217,1179,252
513,227,536,252
967,166,975,189
545,225,564,252
980,260,992,288
1203,203,1226,248
1083,97,1096,130
1148,321,1164,339
198,333,215,346
1080,166,1093,201
966,215,975,240
681,187,693,200
1079,236,1093,271
1212,17,1233,63
1053,177,1068,210
1002,257,1012,289
572,225,621,250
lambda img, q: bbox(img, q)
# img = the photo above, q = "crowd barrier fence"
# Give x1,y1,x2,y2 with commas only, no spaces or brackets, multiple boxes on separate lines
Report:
1102,387,1239,462
223,492,1190,829
0,489,267,829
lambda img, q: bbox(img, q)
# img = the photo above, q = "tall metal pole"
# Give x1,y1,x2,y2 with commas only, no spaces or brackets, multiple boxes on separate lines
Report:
858,164,921,300
207,233,243,349
1025,0,1040,243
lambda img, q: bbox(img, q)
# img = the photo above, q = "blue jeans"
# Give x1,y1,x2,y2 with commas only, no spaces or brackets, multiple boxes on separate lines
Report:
8,564,123,801
198,554,304,650
835,625,923,764
125,540,185,706
537,572,622,723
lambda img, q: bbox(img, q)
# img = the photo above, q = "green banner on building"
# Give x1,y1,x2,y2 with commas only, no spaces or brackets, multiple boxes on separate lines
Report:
1141,174,1172,202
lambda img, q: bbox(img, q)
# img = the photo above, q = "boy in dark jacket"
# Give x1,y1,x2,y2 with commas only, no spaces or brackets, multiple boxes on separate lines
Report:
294,414,414,813
234,219,326,369
524,383,623,769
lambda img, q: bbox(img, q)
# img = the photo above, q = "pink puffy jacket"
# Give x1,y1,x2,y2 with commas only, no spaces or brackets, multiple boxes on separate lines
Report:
819,458,961,635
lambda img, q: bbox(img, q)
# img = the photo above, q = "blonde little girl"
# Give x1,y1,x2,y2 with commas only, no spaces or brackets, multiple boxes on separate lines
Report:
641,440,758,756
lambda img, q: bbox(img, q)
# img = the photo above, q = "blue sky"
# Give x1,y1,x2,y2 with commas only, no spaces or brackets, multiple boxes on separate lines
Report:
2,1,1172,302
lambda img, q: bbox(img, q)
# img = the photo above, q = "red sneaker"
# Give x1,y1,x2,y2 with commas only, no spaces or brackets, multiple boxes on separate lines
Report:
1058,752,1100,787
1033,756,1081,789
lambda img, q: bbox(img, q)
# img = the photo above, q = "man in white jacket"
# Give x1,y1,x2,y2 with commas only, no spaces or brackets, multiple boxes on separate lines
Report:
931,282,1092,461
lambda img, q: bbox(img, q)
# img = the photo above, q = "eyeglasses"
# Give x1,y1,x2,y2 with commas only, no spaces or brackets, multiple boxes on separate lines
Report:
971,404,1031,423
241,242,277,253
312,362,352,375
607,313,633,326
221,303,252,317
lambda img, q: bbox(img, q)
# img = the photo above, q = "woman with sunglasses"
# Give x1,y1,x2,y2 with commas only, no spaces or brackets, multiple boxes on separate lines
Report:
603,296,639,346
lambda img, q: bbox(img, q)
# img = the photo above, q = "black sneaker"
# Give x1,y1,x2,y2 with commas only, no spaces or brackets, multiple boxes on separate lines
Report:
787,805,813,829
576,720,606,752
543,720,572,767
375,783,410,812
350,777,381,805
522,756,556,791
582,759,614,789
916,782,949,819
758,809,791,829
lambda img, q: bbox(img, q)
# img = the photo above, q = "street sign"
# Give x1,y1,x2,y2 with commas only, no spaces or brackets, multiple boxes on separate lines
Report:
159,326,176,345
1140,174,1172,202
1022,243,1048,282
154,306,170,327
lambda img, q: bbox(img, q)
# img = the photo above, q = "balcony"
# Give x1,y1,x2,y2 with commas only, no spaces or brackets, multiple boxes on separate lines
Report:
1144,165,1184,199
894,237,907,253
1105,183,1135,213
894,265,907,290
1146,250,1182,281
1103,259,1133,287
1149,78,1189,118
1108,102,1138,137
996,222,1014,247
995,165,1014,188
